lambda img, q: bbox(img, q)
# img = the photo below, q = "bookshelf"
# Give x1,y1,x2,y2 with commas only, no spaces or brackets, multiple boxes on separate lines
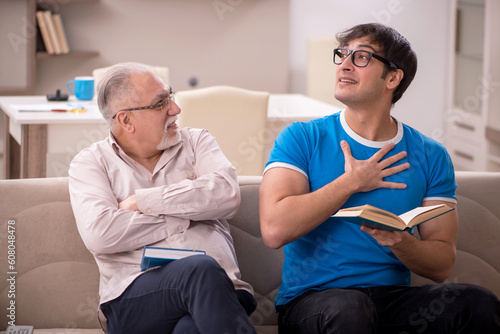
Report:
37,0,98,4
36,51,99,59
0,0,99,95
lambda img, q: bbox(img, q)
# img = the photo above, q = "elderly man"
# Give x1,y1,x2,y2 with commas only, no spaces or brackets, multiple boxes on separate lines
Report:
69,62,256,334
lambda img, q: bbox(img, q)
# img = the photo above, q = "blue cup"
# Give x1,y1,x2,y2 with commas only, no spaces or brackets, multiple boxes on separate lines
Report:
67,76,95,101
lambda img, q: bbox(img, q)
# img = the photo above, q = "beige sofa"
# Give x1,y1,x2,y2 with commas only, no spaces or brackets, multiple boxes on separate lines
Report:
1,172,500,333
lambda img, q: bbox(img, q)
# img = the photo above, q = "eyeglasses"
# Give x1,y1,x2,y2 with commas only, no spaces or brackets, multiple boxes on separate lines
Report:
333,48,398,70
112,91,176,119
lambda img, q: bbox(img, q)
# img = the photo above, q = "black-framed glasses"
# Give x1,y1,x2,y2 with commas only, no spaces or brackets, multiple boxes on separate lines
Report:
333,48,399,70
112,91,176,119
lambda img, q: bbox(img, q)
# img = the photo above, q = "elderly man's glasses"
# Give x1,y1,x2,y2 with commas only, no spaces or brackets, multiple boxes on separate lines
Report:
112,91,176,119
333,48,399,70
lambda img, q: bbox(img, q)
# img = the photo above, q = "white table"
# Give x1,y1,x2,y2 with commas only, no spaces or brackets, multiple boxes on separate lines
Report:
0,94,342,179
266,94,343,157
268,94,342,121
0,96,107,178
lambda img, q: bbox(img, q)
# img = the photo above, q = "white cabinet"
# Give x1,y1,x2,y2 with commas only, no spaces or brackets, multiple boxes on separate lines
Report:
446,0,500,171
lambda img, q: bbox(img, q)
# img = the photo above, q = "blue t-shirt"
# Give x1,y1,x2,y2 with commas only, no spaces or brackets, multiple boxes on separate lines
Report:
266,111,457,307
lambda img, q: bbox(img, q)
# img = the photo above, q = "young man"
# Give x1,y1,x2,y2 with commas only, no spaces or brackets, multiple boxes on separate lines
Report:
260,23,500,333
69,63,256,334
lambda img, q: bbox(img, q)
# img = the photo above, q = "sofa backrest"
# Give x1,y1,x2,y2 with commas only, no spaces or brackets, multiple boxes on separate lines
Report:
411,171,500,297
0,177,100,330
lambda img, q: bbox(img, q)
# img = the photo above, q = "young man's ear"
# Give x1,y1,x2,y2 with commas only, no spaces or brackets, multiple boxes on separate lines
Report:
387,69,404,90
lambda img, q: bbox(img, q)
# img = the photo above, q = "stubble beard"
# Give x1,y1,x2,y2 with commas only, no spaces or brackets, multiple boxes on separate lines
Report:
157,116,182,150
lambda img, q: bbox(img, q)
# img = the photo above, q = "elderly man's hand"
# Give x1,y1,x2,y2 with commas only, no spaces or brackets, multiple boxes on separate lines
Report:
119,194,139,211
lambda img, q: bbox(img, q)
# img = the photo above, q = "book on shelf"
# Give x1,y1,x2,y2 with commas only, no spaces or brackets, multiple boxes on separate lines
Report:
36,10,71,55
43,10,62,54
36,11,54,54
330,204,454,231
140,246,206,271
52,13,70,54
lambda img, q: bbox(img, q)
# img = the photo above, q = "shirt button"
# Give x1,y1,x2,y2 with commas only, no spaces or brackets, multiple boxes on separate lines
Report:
178,226,183,232
147,208,152,214
170,236,175,241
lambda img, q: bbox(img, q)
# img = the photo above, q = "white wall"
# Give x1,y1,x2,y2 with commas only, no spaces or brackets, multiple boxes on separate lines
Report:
34,0,290,95
289,0,452,141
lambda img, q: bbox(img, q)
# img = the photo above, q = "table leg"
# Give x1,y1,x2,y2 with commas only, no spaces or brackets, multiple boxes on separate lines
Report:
20,124,47,178
2,112,9,179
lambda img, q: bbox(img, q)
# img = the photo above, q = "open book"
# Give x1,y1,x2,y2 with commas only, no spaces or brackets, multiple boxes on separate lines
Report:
140,246,206,271
330,204,454,231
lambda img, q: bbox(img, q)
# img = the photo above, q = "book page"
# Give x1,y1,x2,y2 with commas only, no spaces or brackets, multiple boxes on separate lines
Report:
398,204,444,225
340,205,399,219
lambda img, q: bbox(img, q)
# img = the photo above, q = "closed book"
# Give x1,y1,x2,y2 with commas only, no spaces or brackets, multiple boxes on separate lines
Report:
36,11,54,54
43,11,61,54
140,246,206,271
52,13,70,54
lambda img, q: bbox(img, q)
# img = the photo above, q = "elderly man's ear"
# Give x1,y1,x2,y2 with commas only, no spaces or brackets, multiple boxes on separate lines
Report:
114,112,136,133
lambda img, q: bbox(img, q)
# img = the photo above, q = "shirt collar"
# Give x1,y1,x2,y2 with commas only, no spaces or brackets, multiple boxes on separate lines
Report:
339,109,403,148
107,131,184,176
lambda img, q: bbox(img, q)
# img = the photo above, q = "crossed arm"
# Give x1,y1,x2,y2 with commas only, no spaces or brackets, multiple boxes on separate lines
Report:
259,141,457,283
69,131,239,255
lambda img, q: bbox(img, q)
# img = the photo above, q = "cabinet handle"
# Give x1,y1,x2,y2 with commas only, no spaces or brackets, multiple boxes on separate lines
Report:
454,150,474,161
454,121,474,132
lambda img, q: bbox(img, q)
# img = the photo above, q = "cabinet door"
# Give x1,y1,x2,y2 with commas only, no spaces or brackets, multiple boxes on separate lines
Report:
0,0,34,94
453,0,484,116
484,0,500,132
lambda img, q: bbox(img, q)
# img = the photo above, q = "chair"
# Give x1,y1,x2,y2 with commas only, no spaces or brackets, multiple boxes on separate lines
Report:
92,63,169,91
175,86,270,176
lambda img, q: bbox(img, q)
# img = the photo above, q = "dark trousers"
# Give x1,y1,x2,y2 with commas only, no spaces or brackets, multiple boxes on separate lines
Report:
101,255,257,334
278,284,500,334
